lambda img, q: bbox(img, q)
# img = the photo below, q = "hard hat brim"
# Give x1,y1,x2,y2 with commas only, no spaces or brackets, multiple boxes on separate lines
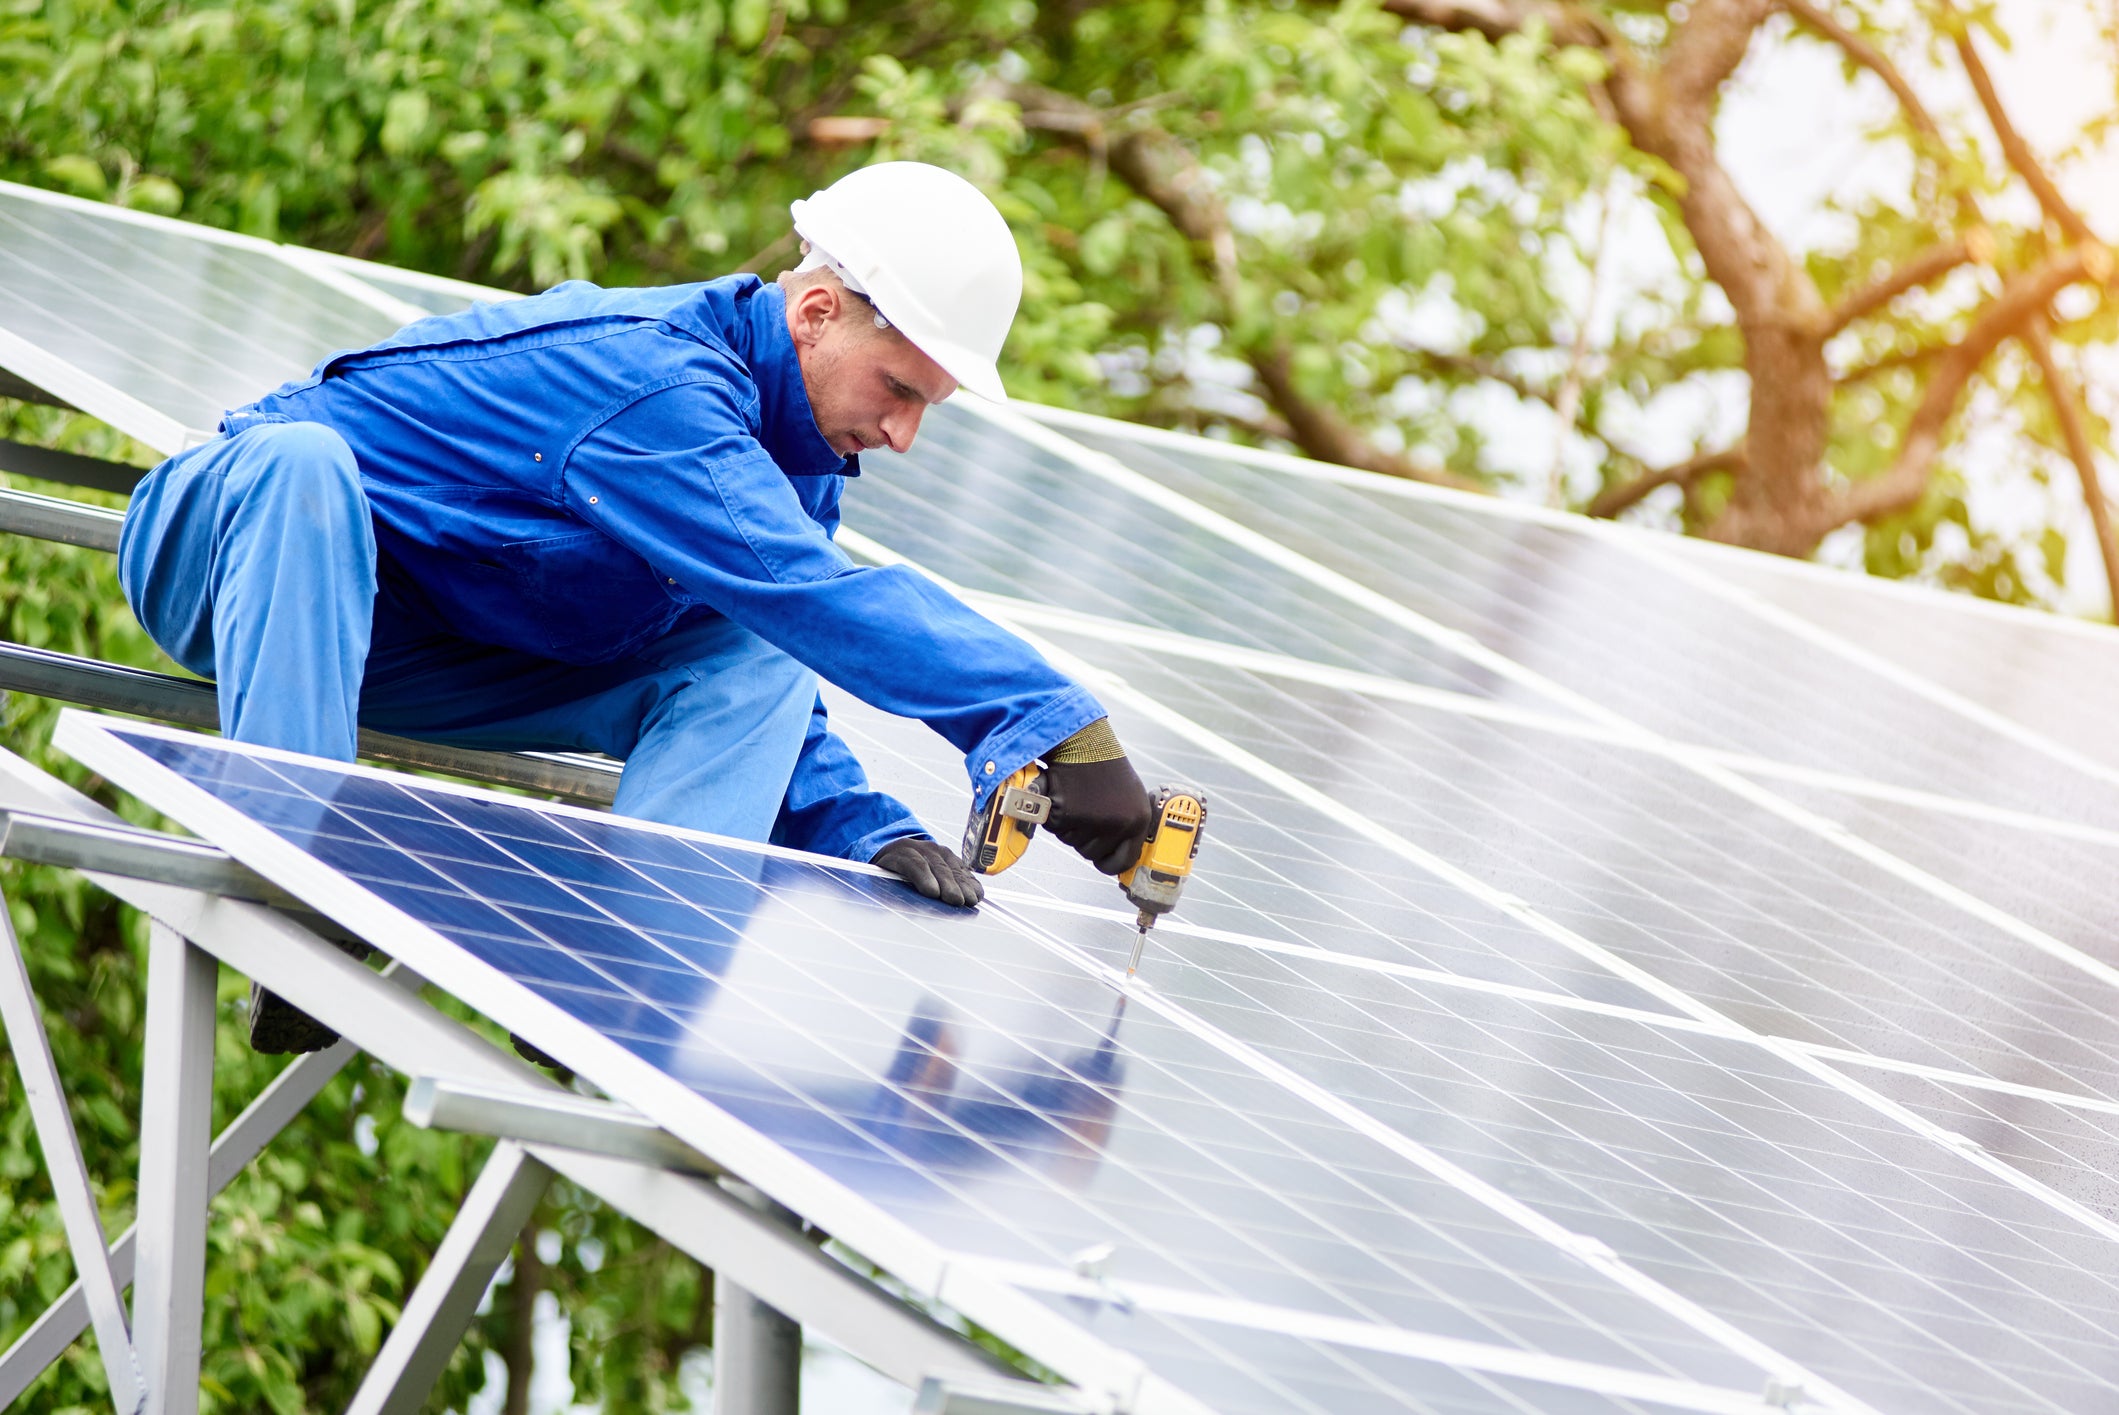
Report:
911,334,1007,403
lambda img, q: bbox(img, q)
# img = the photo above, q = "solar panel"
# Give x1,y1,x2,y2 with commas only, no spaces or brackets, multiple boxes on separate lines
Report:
0,181,408,451
1100,925,2119,1415
843,405,1545,705
815,681,1685,1012
1846,1067,2119,1227
1044,415,2119,831
1662,539,2119,776
1026,629,2119,1103
65,718,1815,1415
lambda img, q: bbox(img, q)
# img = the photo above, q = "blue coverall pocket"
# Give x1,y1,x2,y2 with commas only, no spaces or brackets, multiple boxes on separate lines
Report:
497,531,685,664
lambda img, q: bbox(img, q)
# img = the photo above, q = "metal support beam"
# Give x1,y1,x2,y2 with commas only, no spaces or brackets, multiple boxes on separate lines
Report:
0,436,142,495
914,1376,1097,1415
0,750,1021,1402
0,485,124,551
2,810,289,904
0,1032,364,1409
405,1074,720,1176
131,923,217,1415
715,1183,803,1415
0,642,622,805
0,880,143,1412
344,1141,551,1415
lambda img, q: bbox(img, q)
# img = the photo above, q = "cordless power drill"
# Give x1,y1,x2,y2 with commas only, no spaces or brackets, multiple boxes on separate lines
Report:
964,765,1208,975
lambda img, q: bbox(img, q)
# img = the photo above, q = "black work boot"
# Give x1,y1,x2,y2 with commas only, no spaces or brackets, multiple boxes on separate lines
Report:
511,1032,573,1082
248,982,342,1054
246,932,375,1054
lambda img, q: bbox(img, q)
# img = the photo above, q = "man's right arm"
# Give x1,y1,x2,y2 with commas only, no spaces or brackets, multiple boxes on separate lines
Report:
565,382,1148,848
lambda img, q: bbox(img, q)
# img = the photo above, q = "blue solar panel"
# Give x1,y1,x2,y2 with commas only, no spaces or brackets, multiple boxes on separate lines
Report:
843,405,1546,706
78,721,1789,1415
1056,420,2119,833
1035,629,2119,1103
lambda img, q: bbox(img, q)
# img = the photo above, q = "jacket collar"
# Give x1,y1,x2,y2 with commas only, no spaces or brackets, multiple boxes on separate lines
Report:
713,276,861,479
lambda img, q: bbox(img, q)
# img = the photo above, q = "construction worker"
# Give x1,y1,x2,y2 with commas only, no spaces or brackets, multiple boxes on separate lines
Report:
117,161,1156,1051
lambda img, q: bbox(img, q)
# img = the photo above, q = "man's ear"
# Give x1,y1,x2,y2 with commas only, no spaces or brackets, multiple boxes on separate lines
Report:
785,281,843,350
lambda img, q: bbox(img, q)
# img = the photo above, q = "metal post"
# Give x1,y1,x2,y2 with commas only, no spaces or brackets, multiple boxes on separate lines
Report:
131,922,218,1415
714,1183,803,1415
0,1033,361,1408
0,883,143,1412
343,1141,551,1415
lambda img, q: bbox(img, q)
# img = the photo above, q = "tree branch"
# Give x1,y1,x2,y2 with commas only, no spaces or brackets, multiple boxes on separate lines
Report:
1402,346,1555,405
1781,0,1984,228
1834,249,2089,525
1821,238,1973,336
1003,81,1475,489
1952,24,2102,247
2024,315,2119,615
1587,445,1746,518
1249,347,1482,489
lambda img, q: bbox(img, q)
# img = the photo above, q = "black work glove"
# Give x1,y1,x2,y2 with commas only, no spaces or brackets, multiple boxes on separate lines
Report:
1043,719,1155,875
874,836,985,908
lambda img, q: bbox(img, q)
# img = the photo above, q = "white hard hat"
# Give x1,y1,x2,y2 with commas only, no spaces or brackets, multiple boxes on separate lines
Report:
790,162,1022,402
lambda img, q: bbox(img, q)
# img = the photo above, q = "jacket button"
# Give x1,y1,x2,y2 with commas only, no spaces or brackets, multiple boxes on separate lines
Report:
984,761,996,775
666,577,676,585
588,496,598,504
533,452,542,462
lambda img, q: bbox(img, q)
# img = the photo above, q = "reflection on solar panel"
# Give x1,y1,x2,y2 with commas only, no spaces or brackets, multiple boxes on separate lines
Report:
68,720,1801,1415
15,189,2119,1414
0,182,409,450
1664,539,2119,776
1045,414,2119,832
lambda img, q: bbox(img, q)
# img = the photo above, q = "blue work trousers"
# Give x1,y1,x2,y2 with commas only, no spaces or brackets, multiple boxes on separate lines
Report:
117,421,817,844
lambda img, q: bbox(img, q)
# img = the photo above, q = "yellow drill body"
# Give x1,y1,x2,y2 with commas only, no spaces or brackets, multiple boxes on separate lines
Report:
964,772,1208,978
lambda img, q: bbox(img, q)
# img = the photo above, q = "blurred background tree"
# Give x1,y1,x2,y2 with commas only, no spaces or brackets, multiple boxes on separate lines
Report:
1,0,2117,1408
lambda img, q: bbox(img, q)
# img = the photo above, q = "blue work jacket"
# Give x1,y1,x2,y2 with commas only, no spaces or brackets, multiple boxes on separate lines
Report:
226,276,1104,860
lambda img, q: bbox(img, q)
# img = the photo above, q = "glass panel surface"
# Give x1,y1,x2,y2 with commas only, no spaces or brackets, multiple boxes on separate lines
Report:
1075,922,2119,1415
844,406,1532,701
0,188,403,436
1035,631,2119,1101
100,726,1759,1403
819,682,1678,1012
1063,424,2119,830
1016,1301,1743,1414
1665,540,2119,775
1848,1068,2119,1226
1762,783,2119,985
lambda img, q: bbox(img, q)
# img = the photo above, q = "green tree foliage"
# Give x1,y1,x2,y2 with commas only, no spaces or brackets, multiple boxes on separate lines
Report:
0,0,2114,1407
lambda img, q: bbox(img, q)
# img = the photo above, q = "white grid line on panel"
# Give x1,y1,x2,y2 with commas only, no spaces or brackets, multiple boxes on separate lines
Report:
1003,895,1740,1037
1015,397,2119,651
268,245,431,327
949,577,2119,854
987,902,1870,1415
850,507,2119,1317
0,322,195,454
53,715,1192,1415
1783,1042,2119,1119
971,1259,1797,1415
1010,401,2119,818
62,715,1790,1413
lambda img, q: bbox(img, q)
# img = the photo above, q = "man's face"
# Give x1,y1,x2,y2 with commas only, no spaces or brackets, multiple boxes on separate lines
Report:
784,276,957,457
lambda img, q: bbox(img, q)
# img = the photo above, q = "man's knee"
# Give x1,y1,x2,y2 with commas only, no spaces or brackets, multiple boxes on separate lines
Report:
230,419,360,507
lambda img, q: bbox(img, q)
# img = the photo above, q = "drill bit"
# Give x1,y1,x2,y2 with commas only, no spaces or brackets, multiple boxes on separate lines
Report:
1125,911,1152,975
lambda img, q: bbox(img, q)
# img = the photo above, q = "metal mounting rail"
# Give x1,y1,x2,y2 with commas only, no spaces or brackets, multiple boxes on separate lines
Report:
0,641,622,806
0,437,146,496
0,485,123,552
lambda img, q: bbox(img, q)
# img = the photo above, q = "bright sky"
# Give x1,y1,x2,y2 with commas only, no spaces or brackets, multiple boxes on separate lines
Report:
1472,0,2119,613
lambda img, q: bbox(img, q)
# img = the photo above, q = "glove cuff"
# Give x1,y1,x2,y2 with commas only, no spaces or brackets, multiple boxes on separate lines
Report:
1046,717,1124,765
